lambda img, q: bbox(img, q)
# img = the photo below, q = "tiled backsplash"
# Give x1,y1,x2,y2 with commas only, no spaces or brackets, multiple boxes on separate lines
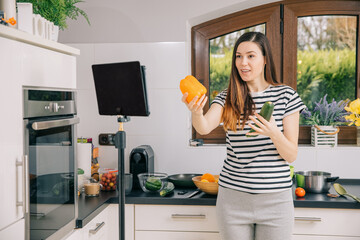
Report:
71,42,360,179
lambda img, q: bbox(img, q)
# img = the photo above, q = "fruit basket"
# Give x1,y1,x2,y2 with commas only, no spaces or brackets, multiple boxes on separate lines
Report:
192,174,219,195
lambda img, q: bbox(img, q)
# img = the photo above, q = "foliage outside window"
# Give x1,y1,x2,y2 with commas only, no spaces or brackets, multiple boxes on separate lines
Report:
209,25,266,103
297,16,357,123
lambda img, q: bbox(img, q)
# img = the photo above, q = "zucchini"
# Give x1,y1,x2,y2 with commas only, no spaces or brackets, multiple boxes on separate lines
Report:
160,182,175,197
145,177,162,191
247,101,274,137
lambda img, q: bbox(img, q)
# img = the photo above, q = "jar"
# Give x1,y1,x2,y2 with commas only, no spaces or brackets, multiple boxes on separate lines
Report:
84,182,101,197
99,168,118,191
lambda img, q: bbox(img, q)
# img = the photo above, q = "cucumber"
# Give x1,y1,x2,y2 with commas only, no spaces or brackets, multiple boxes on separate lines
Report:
145,177,162,191
160,182,175,197
247,101,274,137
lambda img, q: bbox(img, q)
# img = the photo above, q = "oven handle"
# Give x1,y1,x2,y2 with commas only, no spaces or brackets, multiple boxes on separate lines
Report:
32,117,80,130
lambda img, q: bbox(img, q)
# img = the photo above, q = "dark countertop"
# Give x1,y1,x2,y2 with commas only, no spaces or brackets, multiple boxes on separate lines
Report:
76,178,360,228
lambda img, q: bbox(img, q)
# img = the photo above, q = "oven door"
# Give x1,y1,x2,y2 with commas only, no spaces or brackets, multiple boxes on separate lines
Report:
24,116,79,240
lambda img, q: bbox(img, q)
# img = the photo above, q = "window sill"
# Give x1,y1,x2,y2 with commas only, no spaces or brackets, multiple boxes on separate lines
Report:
299,144,360,150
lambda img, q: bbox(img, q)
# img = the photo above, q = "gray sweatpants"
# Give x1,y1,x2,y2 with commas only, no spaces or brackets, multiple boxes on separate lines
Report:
216,186,294,240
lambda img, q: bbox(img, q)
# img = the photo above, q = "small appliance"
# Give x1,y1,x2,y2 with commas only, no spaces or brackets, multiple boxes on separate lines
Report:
129,145,154,189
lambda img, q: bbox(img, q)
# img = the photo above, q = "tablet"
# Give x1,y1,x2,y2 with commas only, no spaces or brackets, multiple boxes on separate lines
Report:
92,61,150,116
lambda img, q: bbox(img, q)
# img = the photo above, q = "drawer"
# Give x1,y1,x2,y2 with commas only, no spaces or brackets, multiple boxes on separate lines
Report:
293,235,360,240
135,205,218,232
294,208,360,237
82,205,109,240
135,231,220,240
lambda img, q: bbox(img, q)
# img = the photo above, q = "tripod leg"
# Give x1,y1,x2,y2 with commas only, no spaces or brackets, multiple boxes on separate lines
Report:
114,131,126,240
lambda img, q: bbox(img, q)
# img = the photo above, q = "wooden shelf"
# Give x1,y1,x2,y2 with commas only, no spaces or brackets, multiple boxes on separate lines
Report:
0,24,79,55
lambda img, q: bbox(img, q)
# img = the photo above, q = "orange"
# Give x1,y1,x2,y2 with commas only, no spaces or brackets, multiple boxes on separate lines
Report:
295,187,306,197
201,173,216,182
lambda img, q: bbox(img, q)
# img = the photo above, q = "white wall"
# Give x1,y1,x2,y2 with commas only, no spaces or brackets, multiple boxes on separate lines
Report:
63,0,360,178
59,0,278,43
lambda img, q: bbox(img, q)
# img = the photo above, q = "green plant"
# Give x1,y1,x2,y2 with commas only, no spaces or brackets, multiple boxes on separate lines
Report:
17,0,90,30
301,95,348,126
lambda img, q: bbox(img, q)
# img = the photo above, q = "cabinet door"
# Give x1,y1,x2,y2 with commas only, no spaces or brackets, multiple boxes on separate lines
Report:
20,42,76,89
82,206,109,240
293,235,360,240
135,205,218,232
0,219,25,239
0,37,24,232
108,204,135,240
294,208,360,237
136,231,220,240
62,229,84,240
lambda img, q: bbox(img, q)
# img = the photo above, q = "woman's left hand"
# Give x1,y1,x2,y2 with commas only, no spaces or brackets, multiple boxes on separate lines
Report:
246,113,281,138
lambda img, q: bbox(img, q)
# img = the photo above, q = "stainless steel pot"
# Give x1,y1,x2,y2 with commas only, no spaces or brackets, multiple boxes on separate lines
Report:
295,171,339,193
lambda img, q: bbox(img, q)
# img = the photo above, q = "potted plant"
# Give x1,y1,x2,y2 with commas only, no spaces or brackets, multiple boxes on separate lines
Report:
301,94,348,147
344,98,360,146
16,0,90,30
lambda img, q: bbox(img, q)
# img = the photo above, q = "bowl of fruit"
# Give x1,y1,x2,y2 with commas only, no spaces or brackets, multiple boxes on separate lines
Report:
99,168,118,191
137,172,168,193
192,173,219,195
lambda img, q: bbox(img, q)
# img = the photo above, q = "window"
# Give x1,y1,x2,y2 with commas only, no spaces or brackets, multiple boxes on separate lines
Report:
192,0,360,144
209,24,266,103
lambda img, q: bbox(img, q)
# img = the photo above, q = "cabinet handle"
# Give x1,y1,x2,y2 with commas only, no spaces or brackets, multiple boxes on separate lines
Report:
171,214,206,219
16,155,29,215
89,222,105,234
294,217,322,222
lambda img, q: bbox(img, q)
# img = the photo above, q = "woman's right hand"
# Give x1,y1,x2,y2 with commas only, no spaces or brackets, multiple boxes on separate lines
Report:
181,92,208,115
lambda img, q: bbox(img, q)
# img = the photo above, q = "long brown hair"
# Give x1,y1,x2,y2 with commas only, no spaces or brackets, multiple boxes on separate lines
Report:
222,32,278,132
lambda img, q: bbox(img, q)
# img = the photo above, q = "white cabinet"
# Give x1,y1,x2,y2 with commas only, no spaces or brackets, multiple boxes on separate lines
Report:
108,204,135,240
0,27,77,239
135,205,220,240
64,204,135,240
0,36,25,237
0,219,25,239
293,208,360,239
136,231,220,240
292,236,360,240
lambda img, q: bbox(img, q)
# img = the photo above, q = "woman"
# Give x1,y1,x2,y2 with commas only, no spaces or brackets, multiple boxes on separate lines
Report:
182,32,305,240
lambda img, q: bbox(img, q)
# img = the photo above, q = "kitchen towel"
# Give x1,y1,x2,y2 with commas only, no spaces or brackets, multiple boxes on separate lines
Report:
77,143,92,178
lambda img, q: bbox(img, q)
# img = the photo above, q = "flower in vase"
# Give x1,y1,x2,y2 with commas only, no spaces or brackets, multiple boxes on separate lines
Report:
344,98,360,126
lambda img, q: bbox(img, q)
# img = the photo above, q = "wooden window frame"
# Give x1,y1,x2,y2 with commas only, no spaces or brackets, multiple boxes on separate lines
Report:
191,0,360,144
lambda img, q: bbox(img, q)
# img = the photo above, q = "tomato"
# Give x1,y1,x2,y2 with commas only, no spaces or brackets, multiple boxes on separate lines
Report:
295,187,306,197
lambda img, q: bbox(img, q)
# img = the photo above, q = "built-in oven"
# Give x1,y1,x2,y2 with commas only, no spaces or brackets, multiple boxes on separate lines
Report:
23,88,79,240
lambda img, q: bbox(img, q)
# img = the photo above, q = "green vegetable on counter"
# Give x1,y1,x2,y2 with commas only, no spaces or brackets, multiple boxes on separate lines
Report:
145,176,162,191
160,182,175,197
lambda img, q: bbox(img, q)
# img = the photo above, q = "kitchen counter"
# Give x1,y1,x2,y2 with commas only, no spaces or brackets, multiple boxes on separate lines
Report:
76,178,360,228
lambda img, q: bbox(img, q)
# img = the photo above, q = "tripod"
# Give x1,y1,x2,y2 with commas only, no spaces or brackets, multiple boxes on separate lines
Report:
114,115,130,240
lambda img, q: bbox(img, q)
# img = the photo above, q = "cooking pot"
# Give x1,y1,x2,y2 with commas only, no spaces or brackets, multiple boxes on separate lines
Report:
295,171,339,193
168,174,201,188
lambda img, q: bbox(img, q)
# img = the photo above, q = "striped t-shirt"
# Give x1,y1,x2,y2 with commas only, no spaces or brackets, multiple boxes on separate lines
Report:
212,84,305,194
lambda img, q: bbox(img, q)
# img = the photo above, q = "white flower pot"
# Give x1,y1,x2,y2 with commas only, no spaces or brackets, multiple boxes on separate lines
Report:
33,14,45,38
311,125,339,147
17,3,33,34
51,25,59,42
